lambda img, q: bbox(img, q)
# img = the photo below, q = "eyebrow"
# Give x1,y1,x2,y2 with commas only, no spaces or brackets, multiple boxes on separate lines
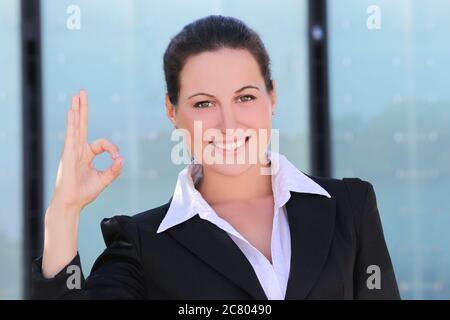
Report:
187,85,260,99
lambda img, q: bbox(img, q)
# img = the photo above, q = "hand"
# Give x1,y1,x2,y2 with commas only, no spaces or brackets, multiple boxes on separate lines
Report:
52,89,124,212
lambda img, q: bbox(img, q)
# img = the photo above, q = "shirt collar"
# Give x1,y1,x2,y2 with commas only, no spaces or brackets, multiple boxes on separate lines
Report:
156,151,331,233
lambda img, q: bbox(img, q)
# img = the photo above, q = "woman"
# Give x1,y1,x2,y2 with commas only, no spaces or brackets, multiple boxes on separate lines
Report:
32,15,400,300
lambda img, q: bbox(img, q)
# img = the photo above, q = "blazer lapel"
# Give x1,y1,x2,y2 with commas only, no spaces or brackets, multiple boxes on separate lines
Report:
164,189,336,300
284,191,337,299
167,214,268,300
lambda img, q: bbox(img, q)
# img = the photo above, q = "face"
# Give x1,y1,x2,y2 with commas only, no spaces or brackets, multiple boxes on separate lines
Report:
166,47,276,177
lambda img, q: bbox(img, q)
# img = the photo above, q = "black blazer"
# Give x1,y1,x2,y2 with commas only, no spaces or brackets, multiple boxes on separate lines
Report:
32,176,401,299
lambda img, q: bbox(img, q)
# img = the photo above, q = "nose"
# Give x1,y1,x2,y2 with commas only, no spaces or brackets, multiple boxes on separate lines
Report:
218,104,239,134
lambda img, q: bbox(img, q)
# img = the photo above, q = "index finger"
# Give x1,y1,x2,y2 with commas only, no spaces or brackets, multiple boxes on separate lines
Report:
79,89,88,143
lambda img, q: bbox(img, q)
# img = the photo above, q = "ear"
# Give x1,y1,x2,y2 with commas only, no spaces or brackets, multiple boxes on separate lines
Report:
165,94,178,128
270,79,276,113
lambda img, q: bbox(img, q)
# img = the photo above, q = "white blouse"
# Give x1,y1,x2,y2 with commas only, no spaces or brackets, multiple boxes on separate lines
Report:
156,151,331,299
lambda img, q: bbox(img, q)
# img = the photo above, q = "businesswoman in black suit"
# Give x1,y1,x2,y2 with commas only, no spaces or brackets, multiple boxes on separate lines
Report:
32,15,400,299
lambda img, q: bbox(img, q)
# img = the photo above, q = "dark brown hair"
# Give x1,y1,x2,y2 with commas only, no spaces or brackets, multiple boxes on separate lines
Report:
163,15,274,105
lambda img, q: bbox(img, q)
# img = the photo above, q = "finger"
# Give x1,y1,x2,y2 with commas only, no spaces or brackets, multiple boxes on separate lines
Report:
72,95,80,144
89,138,120,160
99,156,124,187
79,89,88,143
64,105,75,149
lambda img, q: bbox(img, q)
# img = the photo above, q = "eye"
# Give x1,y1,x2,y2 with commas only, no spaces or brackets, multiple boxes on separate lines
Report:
238,95,256,103
194,101,214,109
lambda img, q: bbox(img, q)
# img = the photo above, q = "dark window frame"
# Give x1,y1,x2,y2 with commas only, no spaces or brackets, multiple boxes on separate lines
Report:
308,0,332,178
21,0,44,299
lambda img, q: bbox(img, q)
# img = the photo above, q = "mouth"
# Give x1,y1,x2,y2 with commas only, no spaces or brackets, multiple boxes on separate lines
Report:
209,136,250,152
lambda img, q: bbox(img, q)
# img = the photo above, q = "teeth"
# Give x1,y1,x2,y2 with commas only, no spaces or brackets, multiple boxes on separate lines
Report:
213,137,247,151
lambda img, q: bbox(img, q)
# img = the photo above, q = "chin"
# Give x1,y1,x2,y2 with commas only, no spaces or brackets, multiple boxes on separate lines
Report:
203,162,255,177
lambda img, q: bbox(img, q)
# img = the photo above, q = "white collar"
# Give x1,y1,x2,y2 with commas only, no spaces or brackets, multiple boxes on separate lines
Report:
156,151,331,233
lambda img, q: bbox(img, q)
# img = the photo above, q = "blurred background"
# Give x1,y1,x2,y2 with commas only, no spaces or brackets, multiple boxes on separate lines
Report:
0,0,449,299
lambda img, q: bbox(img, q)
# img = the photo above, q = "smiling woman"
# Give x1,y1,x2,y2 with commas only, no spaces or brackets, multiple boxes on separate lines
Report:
31,14,400,300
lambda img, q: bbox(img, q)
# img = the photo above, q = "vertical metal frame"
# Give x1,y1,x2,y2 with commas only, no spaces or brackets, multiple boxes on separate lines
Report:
21,0,43,299
308,0,332,177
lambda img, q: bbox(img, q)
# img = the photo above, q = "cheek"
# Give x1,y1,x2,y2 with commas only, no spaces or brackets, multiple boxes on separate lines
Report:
174,107,196,152
176,108,215,154
244,100,271,121
245,102,272,136
249,103,273,150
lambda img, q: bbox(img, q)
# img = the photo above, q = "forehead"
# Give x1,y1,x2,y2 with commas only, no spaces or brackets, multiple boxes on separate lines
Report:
179,48,262,95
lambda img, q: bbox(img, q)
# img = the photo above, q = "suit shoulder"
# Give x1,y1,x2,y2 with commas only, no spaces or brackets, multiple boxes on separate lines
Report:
100,200,171,242
130,201,171,232
304,173,376,237
301,172,347,198
304,172,372,200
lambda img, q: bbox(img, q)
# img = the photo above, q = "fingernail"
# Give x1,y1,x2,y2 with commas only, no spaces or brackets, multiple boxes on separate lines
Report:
113,152,120,159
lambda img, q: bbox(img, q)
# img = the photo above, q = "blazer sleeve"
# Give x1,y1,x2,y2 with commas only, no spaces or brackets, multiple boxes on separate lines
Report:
31,215,146,299
344,178,401,300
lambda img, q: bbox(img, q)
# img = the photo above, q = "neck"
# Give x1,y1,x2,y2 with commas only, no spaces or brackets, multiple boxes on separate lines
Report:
196,160,273,206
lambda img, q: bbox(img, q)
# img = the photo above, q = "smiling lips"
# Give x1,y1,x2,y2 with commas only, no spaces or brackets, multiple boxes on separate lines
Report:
210,136,250,152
